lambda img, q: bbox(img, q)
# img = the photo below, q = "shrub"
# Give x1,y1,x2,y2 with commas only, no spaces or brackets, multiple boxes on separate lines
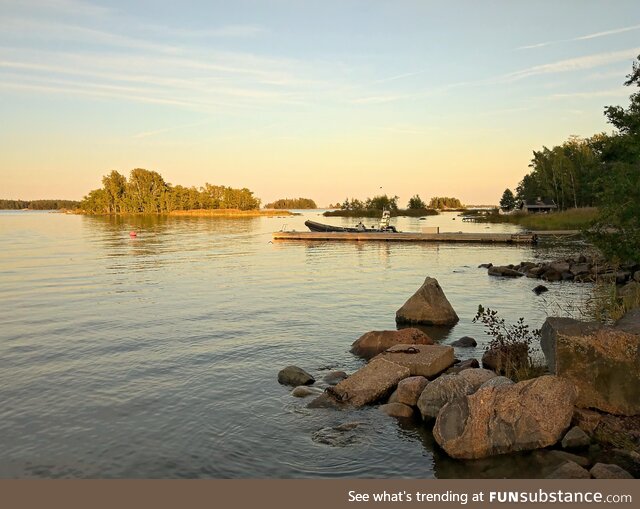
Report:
473,305,545,381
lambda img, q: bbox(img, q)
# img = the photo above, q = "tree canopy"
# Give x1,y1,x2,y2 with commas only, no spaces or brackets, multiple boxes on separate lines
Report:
264,198,317,209
80,169,261,214
0,199,80,210
512,54,640,261
499,189,516,211
590,55,640,262
428,196,463,209
407,194,427,209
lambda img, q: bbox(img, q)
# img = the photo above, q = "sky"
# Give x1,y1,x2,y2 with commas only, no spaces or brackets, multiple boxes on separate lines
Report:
1,0,639,206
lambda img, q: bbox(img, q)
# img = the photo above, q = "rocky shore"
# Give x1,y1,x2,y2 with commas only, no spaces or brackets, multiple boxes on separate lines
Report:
482,255,640,286
278,277,640,479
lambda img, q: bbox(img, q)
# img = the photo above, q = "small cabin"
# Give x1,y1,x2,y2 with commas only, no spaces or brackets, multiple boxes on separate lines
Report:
517,198,558,214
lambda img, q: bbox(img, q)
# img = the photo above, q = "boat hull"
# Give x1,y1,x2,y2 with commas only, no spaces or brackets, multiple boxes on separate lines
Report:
304,220,397,233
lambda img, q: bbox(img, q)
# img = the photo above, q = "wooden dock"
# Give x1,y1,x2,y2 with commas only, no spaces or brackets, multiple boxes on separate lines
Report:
272,231,538,244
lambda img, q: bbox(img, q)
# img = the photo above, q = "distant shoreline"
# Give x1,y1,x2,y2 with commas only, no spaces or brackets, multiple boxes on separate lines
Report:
66,208,294,217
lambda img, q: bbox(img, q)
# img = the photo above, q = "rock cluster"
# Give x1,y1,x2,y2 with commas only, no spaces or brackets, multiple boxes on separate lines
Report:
483,255,640,285
278,276,639,478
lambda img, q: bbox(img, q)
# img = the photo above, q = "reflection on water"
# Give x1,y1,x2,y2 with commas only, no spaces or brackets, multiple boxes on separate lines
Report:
0,210,595,478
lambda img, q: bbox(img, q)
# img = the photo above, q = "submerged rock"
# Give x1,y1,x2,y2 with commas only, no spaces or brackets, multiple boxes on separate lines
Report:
350,328,433,360
291,386,322,398
533,284,548,295
311,422,365,447
488,266,524,278
433,375,576,459
278,366,315,386
323,370,348,385
395,277,459,326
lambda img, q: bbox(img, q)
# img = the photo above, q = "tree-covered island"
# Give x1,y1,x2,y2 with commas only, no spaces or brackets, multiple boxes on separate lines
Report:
78,168,287,216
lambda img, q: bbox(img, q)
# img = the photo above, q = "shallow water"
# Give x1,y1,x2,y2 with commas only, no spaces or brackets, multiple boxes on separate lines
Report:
0,210,593,478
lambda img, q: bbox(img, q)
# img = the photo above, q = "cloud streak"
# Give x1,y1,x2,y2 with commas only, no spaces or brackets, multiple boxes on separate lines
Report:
517,23,640,50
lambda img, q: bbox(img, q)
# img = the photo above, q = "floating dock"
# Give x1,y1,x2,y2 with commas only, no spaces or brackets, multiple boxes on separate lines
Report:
272,231,539,244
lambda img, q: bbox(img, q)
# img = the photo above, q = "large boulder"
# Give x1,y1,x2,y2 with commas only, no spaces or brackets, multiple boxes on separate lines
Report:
321,357,410,407
395,277,459,325
433,375,576,459
417,374,474,420
350,328,433,360
541,314,640,416
374,344,454,378
457,368,497,391
278,366,315,386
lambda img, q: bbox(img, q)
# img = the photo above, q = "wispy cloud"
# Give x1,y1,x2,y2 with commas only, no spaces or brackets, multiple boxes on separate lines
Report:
497,48,640,83
517,23,640,50
548,87,629,100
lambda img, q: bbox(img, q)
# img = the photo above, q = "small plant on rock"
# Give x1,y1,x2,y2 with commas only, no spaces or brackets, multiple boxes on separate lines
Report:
473,305,545,381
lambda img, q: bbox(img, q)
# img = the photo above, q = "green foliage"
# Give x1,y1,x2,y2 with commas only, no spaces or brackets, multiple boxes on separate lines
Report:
324,208,438,218
339,194,398,211
365,194,399,211
516,136,602,210
473,305,544,381
80,168,261,214
499,188,516,211
0,199,80,210
407,194,426,209
264,197,317,209
428,196,463,209
589,55,640,262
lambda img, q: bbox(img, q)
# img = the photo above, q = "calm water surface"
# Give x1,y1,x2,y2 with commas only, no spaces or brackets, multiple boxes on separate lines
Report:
0,210,594,478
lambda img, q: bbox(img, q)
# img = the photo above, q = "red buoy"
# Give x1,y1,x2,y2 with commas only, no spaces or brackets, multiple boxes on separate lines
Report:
129,231,137,237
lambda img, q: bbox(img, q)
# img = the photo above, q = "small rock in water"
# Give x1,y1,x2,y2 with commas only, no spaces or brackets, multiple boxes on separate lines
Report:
323,370,348,385
478,263,493,269
451,336,477,347
277,365,315,386
291,386,322,398
533,285,549,295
